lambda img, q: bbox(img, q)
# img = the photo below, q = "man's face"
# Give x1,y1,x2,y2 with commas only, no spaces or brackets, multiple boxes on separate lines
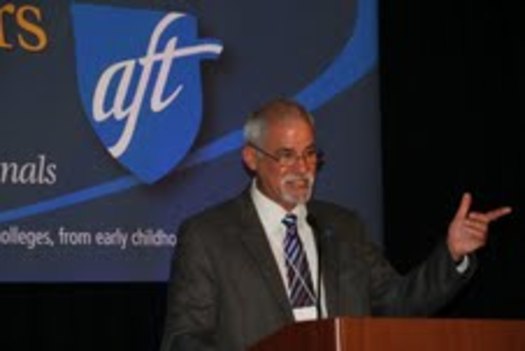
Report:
243,116,317,211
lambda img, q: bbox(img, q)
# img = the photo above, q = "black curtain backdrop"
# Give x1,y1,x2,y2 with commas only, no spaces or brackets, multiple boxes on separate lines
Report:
1,1,523,350
380,0,524,319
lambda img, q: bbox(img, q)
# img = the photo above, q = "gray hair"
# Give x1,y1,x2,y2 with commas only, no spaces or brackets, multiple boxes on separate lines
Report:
243,98,314,147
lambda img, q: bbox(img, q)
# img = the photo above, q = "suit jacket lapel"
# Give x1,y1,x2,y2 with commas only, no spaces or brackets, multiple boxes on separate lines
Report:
320,233,340,317
236,191,294,322
307,204,340,317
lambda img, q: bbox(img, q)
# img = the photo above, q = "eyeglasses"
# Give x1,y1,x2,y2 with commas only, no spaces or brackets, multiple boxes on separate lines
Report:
248,143,322,168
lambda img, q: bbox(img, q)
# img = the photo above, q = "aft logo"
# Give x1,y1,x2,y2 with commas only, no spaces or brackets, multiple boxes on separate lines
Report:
71,5,223,183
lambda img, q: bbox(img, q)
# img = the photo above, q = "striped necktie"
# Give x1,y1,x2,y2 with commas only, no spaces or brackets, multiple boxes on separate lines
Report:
282,213,316,308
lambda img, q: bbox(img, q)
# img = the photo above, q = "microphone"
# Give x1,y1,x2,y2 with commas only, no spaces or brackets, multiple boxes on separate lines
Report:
306,213,323,320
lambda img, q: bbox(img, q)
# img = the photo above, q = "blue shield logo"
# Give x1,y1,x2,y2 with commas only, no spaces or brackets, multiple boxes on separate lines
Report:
71,4,223,183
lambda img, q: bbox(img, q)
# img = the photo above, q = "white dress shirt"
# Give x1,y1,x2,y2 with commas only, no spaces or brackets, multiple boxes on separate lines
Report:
250,180,325,321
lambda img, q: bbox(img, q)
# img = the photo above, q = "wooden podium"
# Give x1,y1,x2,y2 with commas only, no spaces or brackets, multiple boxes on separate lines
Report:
250,317,525,351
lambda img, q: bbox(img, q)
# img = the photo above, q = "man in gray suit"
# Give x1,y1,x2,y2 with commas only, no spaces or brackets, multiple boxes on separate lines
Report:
160,98,511,351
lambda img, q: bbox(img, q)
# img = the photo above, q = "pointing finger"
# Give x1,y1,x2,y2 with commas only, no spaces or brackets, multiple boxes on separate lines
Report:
486,206,512,222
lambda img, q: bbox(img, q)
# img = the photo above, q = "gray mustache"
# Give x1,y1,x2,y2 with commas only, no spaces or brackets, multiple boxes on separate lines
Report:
281,174,315,185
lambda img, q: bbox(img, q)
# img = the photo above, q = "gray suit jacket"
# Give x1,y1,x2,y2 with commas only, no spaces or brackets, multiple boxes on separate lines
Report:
160,190,473,351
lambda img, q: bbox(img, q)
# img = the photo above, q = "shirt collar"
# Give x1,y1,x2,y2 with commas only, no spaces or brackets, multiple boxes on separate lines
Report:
250,179,307,233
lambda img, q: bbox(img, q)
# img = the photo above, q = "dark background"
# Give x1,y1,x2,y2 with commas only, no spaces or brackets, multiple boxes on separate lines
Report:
381,0,523,319
1,0,523,350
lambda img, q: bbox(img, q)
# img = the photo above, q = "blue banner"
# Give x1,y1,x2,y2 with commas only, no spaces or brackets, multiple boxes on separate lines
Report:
0,0,382,281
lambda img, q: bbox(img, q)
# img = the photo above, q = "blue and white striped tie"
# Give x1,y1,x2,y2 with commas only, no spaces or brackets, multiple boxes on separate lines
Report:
282,213,316,308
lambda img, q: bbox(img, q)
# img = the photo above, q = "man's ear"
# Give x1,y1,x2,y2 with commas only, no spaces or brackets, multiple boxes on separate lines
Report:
242,145,257,172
